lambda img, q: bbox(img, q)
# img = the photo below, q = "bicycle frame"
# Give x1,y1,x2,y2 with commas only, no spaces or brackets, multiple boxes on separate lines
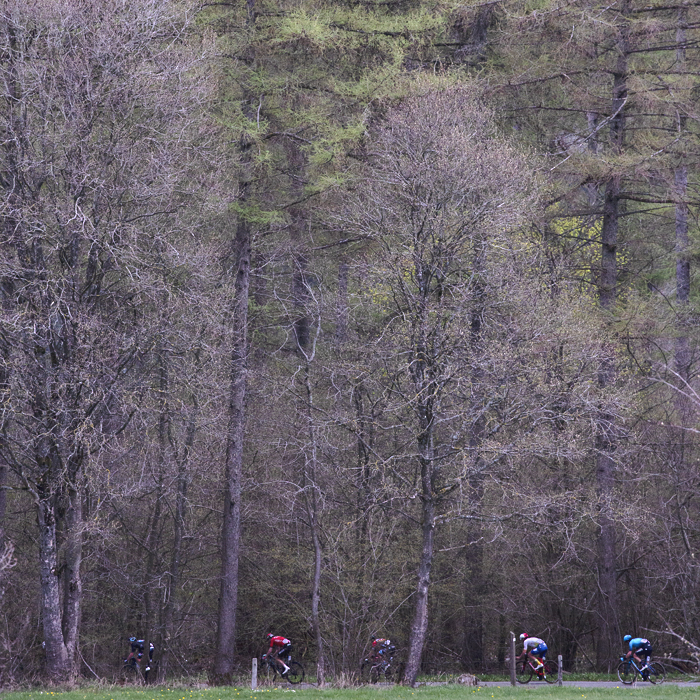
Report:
521,658,544,674
622,655,653,677
262,655,285,675
368,658,391,673
516,655,557,684
361,652,396,683
260,654,304,684
628,658,645,674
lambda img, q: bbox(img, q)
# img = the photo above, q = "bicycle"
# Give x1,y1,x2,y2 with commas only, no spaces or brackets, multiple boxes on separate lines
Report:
260,654,305,684
516,656,558,684
360,650,397,683
617,656,665,684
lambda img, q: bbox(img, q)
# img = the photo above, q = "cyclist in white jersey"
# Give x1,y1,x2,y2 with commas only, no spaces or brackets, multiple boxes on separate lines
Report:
518,633,548,674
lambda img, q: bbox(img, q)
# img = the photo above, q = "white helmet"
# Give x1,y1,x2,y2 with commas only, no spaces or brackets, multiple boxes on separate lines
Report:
519,633,529,641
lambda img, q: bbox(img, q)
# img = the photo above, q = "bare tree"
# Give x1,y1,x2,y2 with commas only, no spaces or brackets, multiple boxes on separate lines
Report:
338,85,541,685
0,0,213,681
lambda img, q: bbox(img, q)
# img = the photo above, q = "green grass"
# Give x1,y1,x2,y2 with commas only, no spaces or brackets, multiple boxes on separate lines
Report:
2,684,700,700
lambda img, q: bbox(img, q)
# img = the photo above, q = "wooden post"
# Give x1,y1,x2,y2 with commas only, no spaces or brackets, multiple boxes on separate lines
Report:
510,632,516,686
558,655,563,686
252,658,258,690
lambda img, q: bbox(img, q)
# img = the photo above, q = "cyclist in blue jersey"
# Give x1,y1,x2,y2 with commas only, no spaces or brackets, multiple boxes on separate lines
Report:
622,635,653,673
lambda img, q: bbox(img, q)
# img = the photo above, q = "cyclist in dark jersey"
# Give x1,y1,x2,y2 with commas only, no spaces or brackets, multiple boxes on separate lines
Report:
124,637,155,678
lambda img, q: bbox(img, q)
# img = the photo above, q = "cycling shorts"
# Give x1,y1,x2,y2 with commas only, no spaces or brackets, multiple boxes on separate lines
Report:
531,644,547,658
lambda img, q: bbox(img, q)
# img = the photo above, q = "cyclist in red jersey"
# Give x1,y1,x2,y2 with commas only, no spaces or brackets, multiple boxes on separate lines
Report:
263,633,292,676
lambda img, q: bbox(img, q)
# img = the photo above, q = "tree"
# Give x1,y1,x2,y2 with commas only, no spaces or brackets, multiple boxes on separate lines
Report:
338,84,541,684
0,0,213,680
487,0,700,663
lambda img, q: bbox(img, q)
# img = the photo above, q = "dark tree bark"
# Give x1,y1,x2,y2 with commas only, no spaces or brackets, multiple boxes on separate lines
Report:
404,289,438,687
214,214,251,680
143,342,169,681
37,488,70,679
461,241,487,672
160,389,197,681
301,362,325,685
405,435,436,687
595,9,628,665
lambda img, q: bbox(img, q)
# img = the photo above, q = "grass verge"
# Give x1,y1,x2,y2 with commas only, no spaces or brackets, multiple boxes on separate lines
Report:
1,683,700,700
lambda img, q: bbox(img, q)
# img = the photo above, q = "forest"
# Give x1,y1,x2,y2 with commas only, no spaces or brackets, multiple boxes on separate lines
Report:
0,0,699,686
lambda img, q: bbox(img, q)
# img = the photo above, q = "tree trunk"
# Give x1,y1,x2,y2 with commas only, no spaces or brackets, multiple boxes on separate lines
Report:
145,340,170,680
596,178,621,665
404,479,435,686
300,351,325,684
61,472,83,680
214,214,251,680
404,428,435,687
214,0,256,677
160,392,197,681
595,15,627,664
461,241,487,671
38,489,70,680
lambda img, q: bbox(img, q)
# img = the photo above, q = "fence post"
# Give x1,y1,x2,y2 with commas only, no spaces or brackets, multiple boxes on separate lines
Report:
510,632,516,686
252,658,258,690
557,655,563,686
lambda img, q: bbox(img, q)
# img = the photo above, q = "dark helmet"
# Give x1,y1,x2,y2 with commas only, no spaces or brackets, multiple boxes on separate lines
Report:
623,635,632,642
129,637,136,642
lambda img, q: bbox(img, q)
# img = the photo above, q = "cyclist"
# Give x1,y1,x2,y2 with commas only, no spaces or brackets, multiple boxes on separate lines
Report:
623,635,653,673
124,637,155,676
263,633,292,676
370,637,395,662
518,633,548,676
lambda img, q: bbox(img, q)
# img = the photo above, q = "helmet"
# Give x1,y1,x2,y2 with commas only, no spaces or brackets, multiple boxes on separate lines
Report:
623,635,632,642
129,637,136,642
266,633,274,640
519,633,528,641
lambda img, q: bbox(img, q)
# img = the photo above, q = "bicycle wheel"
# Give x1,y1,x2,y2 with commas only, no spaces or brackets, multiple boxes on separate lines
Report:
516,663,533,684
648,662,665,684
286,661,304,684
617,660,637,684
261,659,277,682
543,659,558,684
122,660,143,682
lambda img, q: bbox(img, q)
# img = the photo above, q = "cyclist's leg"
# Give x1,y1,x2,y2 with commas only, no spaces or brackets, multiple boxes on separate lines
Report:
273,651,290,675
282,645,293,674
529,651,544,669
537,646,547,669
